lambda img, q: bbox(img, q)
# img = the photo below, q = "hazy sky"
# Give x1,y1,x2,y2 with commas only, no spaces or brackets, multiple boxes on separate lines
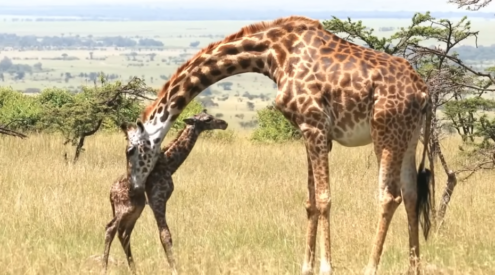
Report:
1,0,495,12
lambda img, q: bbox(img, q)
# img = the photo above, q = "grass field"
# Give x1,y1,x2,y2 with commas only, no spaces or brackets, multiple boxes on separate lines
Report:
0,132,494,275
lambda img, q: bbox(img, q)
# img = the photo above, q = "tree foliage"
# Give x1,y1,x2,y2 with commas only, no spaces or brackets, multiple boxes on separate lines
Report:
448,0,493,10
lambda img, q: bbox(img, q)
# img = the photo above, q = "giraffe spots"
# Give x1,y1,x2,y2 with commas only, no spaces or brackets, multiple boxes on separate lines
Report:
302,32,314,44
339,73,351,87
255,59,264,70
266,28,285,42
173,96,187,111
243,41,269,52
219,45,240,55
272,44,287,66
171,73,185,87
210,68,222,76
307,82,322,94
196,72,211,87
238,57,251,69
159,109,169,122
353,51,363,59
168,85,180,98
320,47,333,55
343,57,357,71
281,37,294,51
226,65,236,74
157,106,163,115
282,24,294,33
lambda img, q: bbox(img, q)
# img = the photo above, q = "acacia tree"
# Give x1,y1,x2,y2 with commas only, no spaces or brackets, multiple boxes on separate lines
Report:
448,0,492,10
42,75,155,163
323,12,495,229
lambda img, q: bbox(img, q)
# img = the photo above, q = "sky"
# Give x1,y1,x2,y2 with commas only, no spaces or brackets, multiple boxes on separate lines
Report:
0,0,494,12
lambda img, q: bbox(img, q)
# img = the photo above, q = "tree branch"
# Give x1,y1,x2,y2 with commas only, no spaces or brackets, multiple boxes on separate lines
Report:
0,126,27,139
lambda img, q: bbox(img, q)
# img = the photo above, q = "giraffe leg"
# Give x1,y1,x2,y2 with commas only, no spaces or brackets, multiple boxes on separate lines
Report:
102,216,119,274
119,227,136,274
401,142,422,274
302,128,332,275
302,147,318,275
364,147,404,275
117,200,145,274
147,185,178,275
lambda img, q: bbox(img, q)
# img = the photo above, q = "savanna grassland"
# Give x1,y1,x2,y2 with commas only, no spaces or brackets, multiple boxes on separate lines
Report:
1,16,495,275
1,133,495,275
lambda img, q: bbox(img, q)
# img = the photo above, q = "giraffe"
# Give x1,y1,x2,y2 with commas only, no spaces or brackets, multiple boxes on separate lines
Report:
122,16,434,275
102,109,228,275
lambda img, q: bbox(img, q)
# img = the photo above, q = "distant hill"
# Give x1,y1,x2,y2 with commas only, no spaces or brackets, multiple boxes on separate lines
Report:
0,5,493,21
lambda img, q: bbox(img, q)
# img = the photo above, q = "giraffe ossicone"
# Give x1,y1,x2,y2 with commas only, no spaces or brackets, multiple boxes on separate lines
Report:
124,15,434,275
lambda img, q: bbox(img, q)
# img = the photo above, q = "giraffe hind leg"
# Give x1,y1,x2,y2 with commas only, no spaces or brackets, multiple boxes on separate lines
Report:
102,216,119,274
401,125,424,274
364,144,404,275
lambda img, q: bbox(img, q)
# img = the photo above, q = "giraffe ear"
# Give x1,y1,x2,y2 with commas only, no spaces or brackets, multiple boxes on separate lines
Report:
119,122,128,133
119,122,129,139
202,109,208,114
183,118,195,125
136,119,145,133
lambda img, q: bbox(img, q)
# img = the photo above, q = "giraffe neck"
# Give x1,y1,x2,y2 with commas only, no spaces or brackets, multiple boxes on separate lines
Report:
141,36,281,147
161,125,202,174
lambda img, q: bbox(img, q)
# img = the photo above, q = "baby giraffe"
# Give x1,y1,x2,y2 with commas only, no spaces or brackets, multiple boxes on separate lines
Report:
102,109,228,274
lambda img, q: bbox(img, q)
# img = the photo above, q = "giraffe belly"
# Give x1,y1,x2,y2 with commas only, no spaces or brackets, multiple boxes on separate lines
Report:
331,121,372,147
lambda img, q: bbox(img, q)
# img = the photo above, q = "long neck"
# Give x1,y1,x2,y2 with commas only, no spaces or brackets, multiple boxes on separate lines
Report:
161,126,202,174
141,37,281,146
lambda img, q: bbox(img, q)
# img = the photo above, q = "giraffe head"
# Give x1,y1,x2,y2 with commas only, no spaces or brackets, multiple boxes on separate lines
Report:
182,109,228,131
119,121,154,193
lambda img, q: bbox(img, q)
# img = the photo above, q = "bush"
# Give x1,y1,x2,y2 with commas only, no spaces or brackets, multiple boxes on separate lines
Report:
250,104,301,143
0,87,43,131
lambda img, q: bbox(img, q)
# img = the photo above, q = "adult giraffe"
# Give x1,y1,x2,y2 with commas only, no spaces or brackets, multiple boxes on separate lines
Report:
124,15,433,275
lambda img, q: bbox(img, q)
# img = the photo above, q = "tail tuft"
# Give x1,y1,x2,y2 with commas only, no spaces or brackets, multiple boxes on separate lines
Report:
417,167,432,240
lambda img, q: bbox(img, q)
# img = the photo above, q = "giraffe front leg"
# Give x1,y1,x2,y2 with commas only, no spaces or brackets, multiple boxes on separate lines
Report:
302,147,318,275
303,128,332,275
118,225,137,274
147,185,178,275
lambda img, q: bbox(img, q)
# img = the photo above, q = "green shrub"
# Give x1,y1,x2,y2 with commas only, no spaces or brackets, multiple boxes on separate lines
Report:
250,104,301,143
0,87,43,131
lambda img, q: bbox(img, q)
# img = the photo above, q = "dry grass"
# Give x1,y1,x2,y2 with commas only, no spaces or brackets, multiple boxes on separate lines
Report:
0,132,494,275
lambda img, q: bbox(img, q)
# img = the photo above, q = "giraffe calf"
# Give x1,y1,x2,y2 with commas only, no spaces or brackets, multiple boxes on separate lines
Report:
102,109,228,275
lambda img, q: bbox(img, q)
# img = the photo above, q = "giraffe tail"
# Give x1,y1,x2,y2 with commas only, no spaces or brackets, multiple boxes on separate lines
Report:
416,96,433,241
